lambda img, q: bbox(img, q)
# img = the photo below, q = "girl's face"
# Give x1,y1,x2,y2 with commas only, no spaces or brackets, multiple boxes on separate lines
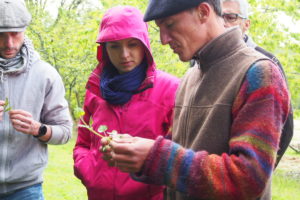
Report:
106,38,145,74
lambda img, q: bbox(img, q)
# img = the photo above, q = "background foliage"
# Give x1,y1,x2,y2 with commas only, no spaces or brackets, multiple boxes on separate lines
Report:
24,0,300,119
23,0,300,199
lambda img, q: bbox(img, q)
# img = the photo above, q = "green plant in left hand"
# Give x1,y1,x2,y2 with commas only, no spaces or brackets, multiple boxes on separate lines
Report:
3,97,12,112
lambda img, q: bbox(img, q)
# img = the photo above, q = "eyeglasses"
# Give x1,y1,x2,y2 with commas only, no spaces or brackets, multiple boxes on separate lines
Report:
222,13,247,23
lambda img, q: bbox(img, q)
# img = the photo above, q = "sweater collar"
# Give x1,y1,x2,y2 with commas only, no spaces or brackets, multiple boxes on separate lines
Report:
193,27,246,72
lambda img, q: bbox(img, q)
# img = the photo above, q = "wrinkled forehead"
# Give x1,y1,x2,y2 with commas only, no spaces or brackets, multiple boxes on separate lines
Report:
222,1,241,13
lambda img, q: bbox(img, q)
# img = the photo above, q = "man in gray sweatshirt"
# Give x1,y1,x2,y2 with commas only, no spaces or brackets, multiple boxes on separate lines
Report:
0,0,73,199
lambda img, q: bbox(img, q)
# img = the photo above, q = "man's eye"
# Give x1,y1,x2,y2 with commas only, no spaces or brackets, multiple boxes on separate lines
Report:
224,14,238,22
166,23,173,28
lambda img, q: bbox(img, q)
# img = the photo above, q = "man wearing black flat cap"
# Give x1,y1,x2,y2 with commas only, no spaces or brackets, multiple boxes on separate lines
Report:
101,0,290,199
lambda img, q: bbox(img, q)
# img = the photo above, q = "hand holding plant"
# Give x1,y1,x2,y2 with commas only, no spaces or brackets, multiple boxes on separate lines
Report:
0,98,12,120
75,107,117,139
0,100,4,120
3,97,12,112
75,107,121,149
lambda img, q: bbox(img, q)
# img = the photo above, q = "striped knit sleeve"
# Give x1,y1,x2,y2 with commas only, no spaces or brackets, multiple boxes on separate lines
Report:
132,60,290,199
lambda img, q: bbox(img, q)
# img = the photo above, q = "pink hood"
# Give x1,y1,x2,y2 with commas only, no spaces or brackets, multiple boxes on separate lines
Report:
96,6,154,72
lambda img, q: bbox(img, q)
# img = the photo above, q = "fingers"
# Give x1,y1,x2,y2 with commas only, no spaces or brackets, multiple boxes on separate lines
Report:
8,109,39,135
100,134,133,157
110,134,133,144
100,135,133,168
100,135,150,173
9,109,32,117
0,100,6,120
10,113,32,129
100,144,112,153
100,136,111,146
110,142,134,155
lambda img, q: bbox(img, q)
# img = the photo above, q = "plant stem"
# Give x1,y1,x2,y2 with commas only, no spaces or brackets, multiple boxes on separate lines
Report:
80,117,103,138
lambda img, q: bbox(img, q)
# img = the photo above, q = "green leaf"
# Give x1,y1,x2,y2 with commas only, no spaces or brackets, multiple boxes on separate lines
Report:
3,97,12,112
89,117,93,127
98,125,108,133
74,107,85,119
4,106,11,112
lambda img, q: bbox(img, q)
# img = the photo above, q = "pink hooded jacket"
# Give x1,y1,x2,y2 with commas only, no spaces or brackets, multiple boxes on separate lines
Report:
73,6,179,200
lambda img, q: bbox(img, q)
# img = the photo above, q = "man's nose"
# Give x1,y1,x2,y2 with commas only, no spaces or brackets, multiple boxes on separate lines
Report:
4,35,14,48
160,31,171,45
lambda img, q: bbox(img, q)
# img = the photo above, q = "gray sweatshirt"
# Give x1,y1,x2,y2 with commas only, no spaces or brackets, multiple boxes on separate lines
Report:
0,38,73,194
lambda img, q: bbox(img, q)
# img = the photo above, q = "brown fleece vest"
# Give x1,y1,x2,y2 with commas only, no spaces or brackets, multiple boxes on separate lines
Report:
167,28,271,200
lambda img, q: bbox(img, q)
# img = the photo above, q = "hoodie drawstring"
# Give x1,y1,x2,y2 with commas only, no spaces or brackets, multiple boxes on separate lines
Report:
0,70,3,83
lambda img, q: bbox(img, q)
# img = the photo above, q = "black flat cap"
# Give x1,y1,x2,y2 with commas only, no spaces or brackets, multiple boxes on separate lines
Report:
144,0,204,22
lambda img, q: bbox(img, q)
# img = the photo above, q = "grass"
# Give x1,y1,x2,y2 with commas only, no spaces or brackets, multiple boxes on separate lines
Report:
272,148,300,199
43,138,300,200
272,170,300,200
44,138,87,199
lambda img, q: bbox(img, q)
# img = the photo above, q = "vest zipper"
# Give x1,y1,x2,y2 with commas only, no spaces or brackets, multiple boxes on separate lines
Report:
183,67,204,147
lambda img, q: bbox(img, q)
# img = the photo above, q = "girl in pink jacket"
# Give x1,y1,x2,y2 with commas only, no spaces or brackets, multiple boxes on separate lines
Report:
73,6,179,200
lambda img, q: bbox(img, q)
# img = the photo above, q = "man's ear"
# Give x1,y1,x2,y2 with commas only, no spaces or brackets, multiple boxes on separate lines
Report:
195,2,211,20
243,19,250,33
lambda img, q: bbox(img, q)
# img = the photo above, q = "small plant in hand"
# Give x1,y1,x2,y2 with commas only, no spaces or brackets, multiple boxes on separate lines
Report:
78,116,119,138
78,116,121,152
3,97,12,112
75,107,121,152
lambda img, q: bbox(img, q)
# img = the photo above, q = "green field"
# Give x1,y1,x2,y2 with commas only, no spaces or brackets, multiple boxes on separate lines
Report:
44,138,300,200
44,138,87,199
272,170,300,200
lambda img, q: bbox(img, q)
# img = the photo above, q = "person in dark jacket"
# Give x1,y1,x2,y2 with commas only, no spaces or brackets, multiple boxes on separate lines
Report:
222,0,294,167
101,0,290,200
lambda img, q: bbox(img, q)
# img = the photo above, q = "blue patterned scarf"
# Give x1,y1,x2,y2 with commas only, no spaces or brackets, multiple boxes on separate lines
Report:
100,60,148,105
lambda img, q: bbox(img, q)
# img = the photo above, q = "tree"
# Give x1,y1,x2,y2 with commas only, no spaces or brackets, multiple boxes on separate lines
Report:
24,0,300,120
248,0,300,117
26,0,100,119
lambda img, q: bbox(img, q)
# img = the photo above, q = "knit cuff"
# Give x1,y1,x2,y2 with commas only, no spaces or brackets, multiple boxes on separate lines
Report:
131,136,165,184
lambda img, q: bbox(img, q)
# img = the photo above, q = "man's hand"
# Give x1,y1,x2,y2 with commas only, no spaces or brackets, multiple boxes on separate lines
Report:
100,134,133,167
100,137,115,166
0,100,5,120
106,136,155,173
9,109,40,136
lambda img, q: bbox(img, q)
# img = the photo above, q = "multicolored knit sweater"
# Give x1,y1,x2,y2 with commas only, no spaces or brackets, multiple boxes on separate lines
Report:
132,28,290,200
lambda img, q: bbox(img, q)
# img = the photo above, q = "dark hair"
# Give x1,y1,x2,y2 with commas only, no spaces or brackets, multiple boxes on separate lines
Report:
205,0,222,16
